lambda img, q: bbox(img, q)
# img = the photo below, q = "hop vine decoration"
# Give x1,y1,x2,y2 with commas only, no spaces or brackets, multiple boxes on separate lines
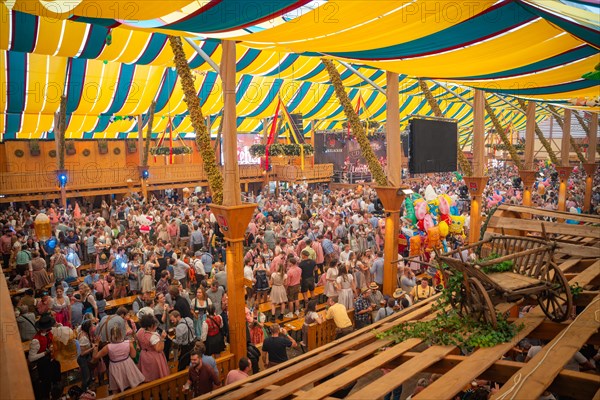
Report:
142,101,156,168
55,95,67,170
322,58,388,186
517,99,559,165
249,143,314,157
168,36,223,205
418,79,472,177
484,99,524,170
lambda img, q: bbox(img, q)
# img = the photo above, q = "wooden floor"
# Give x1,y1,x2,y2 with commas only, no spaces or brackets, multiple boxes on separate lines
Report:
197,206,600,400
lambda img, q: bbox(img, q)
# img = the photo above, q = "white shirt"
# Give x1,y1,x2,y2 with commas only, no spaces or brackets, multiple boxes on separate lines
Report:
243,266,254,282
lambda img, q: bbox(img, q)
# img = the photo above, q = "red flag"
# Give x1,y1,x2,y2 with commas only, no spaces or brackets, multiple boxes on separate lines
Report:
265,98,282,171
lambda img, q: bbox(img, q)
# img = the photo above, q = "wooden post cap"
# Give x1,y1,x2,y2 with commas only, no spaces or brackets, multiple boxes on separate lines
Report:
462,176,489,197
518,170,537,189
373,186,408,212
209,203,257,241
555,166,573,182
582,163,598,177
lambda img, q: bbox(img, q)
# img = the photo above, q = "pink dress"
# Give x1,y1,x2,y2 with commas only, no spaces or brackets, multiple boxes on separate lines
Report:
107,341,145,392
136,329,170,382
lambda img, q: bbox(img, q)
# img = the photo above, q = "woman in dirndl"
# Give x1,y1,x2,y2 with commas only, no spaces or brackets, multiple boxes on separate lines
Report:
50,247,68,283
51,284,71,327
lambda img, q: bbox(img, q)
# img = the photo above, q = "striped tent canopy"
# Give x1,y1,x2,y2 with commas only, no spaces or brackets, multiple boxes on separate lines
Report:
1,0,598,140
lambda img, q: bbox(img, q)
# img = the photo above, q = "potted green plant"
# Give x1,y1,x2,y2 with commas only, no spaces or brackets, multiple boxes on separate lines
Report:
29,140,41,156
126,140,137,154
66,140,76,156
98,140,108,154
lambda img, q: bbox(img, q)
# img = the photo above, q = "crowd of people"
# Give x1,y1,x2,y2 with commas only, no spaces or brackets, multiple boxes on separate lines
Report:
2,160,598,399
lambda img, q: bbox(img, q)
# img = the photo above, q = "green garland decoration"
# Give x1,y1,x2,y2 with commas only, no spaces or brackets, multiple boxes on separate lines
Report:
249,143,314,157
168,36,223,205
322,58,388,186
149,146,192,156
418,79,473,177
548,105,587,164
142,101,156,168
484,99,524,170
516,99,559,165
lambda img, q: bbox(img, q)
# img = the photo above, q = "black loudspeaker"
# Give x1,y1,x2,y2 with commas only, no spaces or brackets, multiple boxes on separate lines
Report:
408,118,457,174
289,113,303,137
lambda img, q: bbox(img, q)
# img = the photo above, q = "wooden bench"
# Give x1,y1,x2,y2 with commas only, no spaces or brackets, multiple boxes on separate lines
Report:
105,294,138,311
266,303,328,332
306,309,356,351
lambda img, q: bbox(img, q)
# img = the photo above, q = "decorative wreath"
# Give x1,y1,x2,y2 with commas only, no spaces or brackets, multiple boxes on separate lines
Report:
113,147,121,155
49,150,57,158
14,149,24,158
83,149,91,157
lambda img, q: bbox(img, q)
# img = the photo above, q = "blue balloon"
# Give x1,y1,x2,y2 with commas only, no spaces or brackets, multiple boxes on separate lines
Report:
450,206,459,216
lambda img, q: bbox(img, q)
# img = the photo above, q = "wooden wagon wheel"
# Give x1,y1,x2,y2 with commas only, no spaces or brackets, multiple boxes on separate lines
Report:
537,263,573,322
463,278,498,328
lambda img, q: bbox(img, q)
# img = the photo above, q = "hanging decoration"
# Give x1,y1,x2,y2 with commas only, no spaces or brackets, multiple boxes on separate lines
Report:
322,58,387,186
250,143,313,157
168,36,223,205
142,101,156,168
150,116,193,162
264,98,282,171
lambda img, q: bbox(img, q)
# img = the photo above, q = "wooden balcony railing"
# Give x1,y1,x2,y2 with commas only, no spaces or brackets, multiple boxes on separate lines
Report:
0,163,333,201
111,352,236,400
271,163,333,183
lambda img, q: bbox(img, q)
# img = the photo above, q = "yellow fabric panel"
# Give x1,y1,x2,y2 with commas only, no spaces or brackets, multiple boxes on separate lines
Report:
32,18,64,55
1,51,7,116
96,29,136,63
12,0,196,20
358,19,584,77
455,55,599,89
55,20,88,57
0,7,9,50
75,59,117,115
237,1,496,53
118,65,162,115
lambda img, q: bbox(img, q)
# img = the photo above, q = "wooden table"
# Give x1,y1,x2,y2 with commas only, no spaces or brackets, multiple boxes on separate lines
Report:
105,295,137,310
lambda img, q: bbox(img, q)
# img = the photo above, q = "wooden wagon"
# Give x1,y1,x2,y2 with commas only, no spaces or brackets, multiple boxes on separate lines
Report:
436,235,573,327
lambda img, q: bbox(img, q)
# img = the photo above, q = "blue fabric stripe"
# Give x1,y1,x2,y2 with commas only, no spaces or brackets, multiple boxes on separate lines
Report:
236,75,254,103
189,40,220,69
480,79,598,95
327,2,534,60
162,0,305,33
66,58,88,113
370,104,386,120
6,51,26,113
340,69,353,80
400,82,419,93
4,113,21,138
79,24,109,59
303,86,334,119
449,104,467,119
136,34,169,65
236,48,262,72
244,79,284,117
263,54,300,76
297,64,325,81
199,71,218,107
11,12,37,53
88,116,110,134
104,64,136,114
287,81,312,112
154,69,178,112
444,46,598,80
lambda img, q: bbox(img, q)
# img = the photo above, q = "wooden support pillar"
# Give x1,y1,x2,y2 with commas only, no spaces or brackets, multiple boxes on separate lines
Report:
465,90,488,243
386,71,401,186
557,109,572,211
583,113,598,212
1,274,35,398
138,115,144,165
374,187,406,296
210,40,256,365
520,101,537,207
